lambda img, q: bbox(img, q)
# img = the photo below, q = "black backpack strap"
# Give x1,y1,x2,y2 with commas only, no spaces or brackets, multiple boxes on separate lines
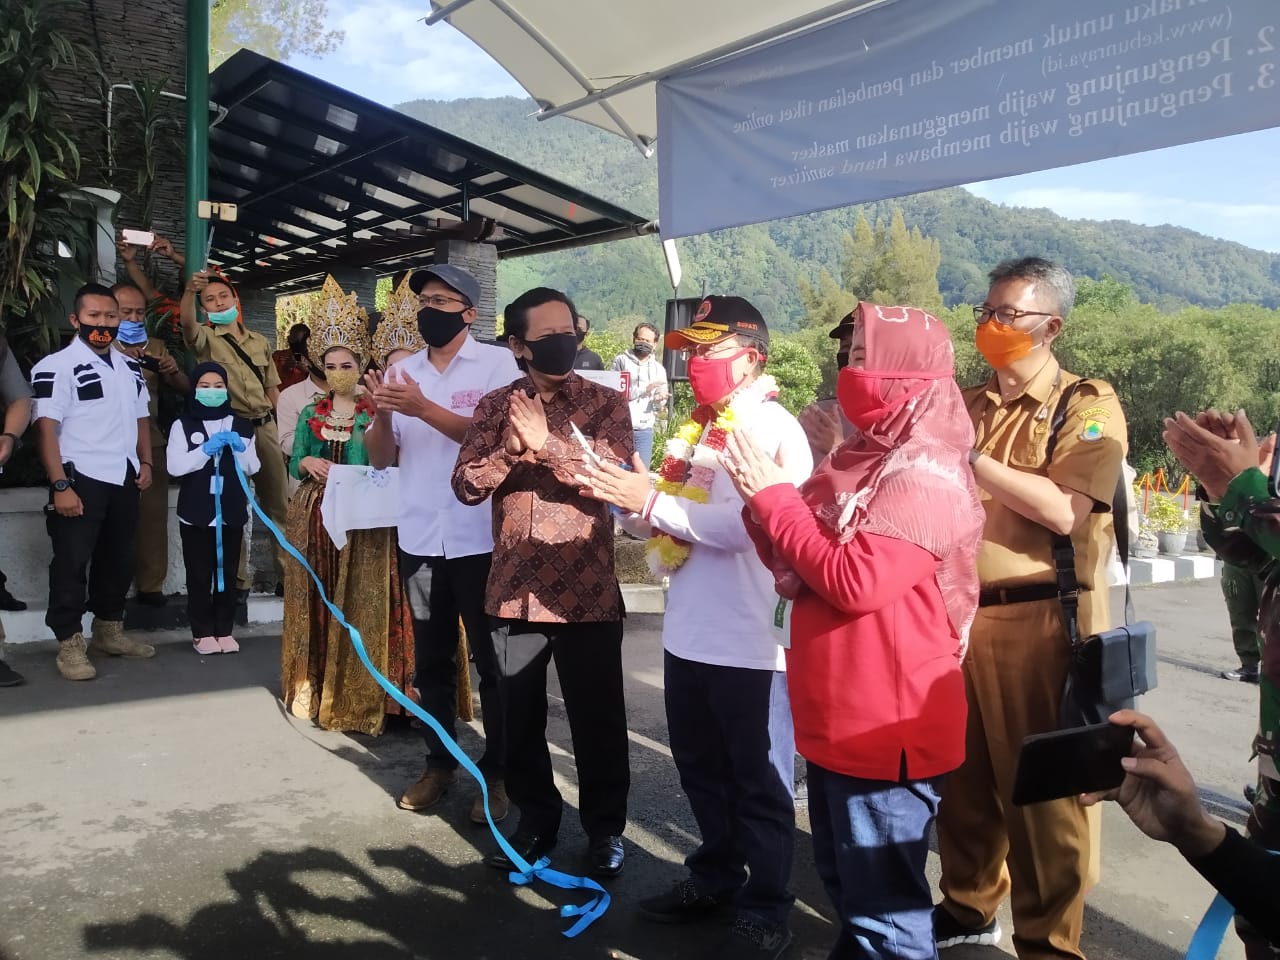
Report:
1047,380,1087,649
224,336,266,387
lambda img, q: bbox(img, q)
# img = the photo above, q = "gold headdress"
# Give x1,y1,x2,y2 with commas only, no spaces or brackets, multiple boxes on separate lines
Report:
309,275,370,366
371,274,426,367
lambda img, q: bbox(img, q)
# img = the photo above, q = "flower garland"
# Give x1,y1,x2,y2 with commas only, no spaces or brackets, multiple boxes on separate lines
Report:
306,393,375,441
646,375,778,575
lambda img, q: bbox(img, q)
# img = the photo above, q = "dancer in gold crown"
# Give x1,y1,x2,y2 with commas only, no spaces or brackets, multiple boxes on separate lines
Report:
280,276,416,735
371,275,428,371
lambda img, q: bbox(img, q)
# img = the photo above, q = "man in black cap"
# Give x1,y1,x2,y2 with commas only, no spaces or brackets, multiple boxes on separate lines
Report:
798,311,854,464
367,263,520,826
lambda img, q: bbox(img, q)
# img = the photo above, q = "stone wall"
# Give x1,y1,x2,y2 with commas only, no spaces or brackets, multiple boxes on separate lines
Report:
52,0,188,297
435,240,499,341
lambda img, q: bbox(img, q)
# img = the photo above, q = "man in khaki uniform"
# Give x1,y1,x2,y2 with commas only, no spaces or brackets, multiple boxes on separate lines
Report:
935,258,1127,960
113,246,192,605
180,271,286,592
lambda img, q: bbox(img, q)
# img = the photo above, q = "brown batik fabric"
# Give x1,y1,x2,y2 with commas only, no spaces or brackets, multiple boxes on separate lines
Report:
453,373,634,624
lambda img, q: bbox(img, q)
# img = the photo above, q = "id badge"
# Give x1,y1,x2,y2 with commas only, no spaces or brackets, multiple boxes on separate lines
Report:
210,475,224,496
770,595,792,650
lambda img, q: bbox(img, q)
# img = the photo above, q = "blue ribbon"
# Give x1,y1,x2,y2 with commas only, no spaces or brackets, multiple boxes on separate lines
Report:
1186,894,1234,960
229,457,610,937
202,431,245,595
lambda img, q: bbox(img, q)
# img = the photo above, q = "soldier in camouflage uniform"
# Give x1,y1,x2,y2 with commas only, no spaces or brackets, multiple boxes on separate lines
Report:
1166,408,1279,960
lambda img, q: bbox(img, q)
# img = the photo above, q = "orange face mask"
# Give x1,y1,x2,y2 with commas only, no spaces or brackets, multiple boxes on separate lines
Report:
975,318,1046,369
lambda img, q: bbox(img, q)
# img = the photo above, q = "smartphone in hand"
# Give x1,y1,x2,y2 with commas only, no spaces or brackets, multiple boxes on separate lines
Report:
122,229,155,247
1012,722,1134,806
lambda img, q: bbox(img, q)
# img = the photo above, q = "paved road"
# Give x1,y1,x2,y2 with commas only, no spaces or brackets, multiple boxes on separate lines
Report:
0,579,1259,960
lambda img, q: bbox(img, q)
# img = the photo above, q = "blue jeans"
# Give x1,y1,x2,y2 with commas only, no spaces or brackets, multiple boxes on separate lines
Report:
807,762,941,959
633,427,654,471
664,651,795,926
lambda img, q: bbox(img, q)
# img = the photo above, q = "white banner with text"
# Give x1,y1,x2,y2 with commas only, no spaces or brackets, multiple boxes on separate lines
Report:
657,0,1280,237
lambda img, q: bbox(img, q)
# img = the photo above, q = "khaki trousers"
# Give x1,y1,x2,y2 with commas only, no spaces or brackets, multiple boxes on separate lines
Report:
236,419,289,590
134,442,169,595
937,597,1098,960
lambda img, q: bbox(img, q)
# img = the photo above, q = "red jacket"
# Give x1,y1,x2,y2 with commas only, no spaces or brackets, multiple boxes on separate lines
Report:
748,484,967,782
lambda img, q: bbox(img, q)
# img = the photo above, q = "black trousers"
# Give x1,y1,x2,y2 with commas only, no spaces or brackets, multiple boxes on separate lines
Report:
45,469,139,642
491,618,630,840
180,523,244,638
399,551,504,778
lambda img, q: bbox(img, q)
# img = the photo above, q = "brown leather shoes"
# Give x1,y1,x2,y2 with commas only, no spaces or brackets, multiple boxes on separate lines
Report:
397,768,457,811
470,779,510,825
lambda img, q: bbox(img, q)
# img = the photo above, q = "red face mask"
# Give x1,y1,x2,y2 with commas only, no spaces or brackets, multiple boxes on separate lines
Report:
836,367,929,433
687,348,752,406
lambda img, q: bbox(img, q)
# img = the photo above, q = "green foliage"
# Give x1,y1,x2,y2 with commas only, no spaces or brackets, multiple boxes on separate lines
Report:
585,329,628,368
0,0,93,357
211,0,343,67
1075,274,1135,314
767,337,822,416
1144,494,1189,533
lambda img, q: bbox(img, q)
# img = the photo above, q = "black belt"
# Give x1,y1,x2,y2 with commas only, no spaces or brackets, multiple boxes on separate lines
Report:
978,583,1075,607
245,413,273,427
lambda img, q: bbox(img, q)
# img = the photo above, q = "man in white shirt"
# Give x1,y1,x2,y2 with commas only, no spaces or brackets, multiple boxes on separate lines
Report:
365,264,521,823
580,297,813,957
30,283,157,681
610,322,669,470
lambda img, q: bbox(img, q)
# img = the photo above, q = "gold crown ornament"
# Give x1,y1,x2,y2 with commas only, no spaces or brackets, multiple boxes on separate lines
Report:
309,275,370,367
371,274,426,367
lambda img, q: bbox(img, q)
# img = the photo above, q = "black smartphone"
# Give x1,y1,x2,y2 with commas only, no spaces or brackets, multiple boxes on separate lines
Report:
138,355,161,373
1011,722,1134,806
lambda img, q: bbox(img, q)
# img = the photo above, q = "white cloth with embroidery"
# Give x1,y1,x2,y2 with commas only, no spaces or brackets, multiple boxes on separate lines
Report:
320,464,401,549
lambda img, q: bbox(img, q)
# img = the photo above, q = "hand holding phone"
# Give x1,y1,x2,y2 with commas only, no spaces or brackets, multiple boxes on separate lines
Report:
122,229,155,247
1012,722,1134,806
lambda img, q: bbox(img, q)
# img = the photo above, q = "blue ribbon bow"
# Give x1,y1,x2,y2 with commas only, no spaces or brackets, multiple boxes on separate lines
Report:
228,456,610,937
201,432,245,593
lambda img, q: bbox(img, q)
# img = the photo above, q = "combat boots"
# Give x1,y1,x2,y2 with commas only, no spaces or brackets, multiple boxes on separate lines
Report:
88,617,155,659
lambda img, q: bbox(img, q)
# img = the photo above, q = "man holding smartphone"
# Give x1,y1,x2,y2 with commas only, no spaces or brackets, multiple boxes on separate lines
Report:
935,258,1128,958
30,283,156,681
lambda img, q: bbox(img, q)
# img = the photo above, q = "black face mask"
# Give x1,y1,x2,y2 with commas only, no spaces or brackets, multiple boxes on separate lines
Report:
417,305,468,349
77,323,118,350
633,342,654,358
575,329,587,343
522,332,579,377
836,350,850,370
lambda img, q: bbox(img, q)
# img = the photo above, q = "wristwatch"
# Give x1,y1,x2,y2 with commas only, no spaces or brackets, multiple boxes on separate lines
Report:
51,478,71,492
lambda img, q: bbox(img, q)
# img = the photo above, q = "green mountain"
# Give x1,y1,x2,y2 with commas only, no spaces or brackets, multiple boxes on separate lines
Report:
397,96,1280,327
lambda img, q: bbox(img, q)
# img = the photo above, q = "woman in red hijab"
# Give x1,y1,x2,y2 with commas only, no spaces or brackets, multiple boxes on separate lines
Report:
723,302,983,959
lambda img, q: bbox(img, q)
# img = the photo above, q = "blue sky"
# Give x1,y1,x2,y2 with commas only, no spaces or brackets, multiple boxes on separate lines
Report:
287,1,1280,253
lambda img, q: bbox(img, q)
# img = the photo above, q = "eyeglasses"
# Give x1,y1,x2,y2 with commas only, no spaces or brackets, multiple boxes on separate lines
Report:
687,340,742,359
973,305,1057,326
418,295,469,309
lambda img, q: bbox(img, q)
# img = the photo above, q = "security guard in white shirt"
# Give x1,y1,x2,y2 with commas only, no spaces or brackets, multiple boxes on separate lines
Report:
30,282,157,681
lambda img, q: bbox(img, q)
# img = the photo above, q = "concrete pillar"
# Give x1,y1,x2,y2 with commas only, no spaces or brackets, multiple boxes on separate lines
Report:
433,240,498,341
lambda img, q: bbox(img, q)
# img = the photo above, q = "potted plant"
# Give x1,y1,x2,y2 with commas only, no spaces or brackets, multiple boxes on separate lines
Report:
1146,494,1189,555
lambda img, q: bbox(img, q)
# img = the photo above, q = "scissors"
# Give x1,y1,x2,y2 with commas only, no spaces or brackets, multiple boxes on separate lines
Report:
570,421,604,469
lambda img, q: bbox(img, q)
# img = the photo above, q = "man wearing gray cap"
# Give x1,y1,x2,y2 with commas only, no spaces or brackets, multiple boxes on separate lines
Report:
364,263,521,825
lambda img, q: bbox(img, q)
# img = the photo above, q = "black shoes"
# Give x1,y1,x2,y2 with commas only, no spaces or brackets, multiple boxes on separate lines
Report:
707,917,793,959
639,878,733,924
485,829,557,871
0,658,24,687
0,590,26,611
587,835,625,878
135,591,168,608
1222,665,1260,683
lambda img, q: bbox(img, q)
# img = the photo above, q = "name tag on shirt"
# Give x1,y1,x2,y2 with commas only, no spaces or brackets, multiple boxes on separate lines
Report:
210,475,224,496
449,389,484,411
771,595,793,649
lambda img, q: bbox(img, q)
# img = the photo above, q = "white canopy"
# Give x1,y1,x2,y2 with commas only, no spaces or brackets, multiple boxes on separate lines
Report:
426,0,886,155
